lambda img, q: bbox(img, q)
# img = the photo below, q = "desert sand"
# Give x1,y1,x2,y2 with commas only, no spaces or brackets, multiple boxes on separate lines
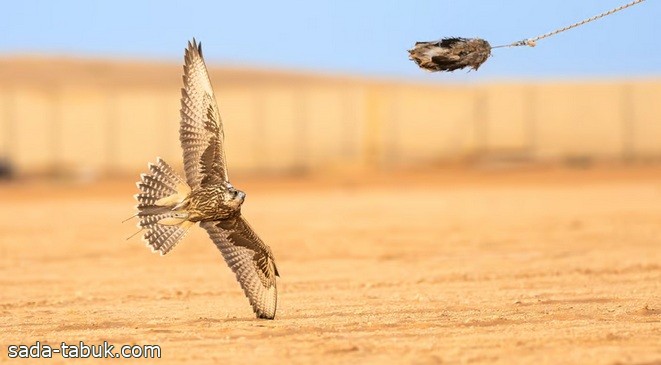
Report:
0,167,659,364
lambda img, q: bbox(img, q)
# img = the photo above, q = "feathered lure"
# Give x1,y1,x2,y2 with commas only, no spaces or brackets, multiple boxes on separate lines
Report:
408,37,492,72
408,1,646,73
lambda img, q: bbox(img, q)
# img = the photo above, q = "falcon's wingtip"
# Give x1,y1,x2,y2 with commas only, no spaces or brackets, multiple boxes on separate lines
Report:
186,38,203,57
256,312,276,320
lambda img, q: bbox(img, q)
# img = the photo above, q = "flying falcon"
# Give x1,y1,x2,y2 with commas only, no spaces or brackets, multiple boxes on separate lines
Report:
131,39,279,319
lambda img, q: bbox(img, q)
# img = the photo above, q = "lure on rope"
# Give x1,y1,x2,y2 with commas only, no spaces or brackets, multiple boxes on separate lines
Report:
408,37,495,72
408,0,645,73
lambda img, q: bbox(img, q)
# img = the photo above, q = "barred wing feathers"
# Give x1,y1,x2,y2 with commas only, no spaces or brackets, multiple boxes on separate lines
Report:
180,39,228,188
201,218,279,319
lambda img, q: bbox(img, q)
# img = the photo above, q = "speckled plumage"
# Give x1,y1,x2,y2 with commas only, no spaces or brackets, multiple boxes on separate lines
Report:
133,39,279,320
408,37,492,72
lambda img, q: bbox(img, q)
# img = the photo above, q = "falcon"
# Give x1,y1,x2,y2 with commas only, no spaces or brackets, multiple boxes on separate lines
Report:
131,39,279,319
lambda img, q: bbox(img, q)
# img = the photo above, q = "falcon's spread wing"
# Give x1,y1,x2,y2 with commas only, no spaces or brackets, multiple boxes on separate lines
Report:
180,39,228,188
200,217,279,319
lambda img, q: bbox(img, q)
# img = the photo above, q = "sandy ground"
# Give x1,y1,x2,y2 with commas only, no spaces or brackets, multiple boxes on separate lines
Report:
0,167,659,364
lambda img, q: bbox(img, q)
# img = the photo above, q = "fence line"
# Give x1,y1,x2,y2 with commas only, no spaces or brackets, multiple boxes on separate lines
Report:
620,83,635,162
1,80,660,178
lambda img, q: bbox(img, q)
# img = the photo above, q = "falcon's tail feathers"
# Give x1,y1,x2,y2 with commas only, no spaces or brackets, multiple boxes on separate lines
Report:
134,157,193,255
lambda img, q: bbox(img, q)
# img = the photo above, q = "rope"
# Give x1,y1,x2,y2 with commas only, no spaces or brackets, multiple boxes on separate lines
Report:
493,0,646,49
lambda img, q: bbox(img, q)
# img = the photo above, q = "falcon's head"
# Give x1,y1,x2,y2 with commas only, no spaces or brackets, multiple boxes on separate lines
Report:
221,183,246,213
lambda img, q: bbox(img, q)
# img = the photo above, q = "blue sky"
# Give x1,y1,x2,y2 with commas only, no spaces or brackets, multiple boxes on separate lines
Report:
1,0,658,81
